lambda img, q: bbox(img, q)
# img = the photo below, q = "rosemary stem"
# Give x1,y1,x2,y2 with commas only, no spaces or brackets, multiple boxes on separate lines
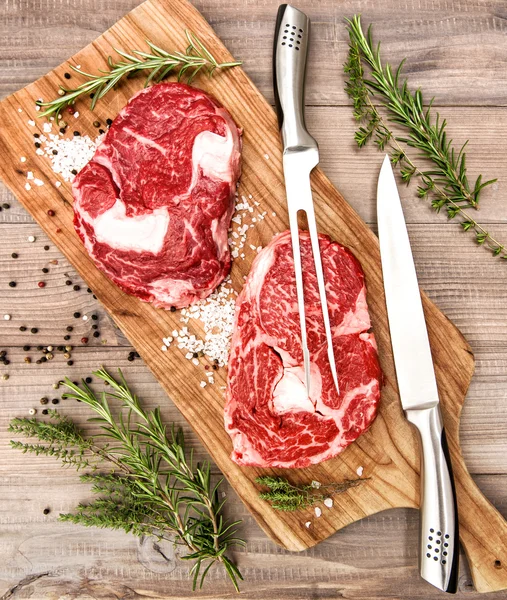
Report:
367,94,505,253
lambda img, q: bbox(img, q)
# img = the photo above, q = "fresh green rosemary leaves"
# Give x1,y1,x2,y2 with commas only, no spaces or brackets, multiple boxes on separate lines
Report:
9,368,244,591
256,475,366,511
344,15,506,259
37,31,241,119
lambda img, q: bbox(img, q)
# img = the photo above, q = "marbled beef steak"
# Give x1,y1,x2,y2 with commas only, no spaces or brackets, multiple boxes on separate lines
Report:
225,231,382,468
73,82,242,309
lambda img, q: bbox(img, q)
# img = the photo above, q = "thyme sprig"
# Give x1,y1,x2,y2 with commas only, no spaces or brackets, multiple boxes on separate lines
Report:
256,475,366,512
9,368,244,592
344,15,507,259
36,30,241,119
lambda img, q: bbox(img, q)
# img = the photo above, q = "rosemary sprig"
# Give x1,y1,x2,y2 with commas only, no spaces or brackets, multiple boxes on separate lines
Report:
9,368,244,591
256,475,366,512
344,15,507,259
36,30,242,120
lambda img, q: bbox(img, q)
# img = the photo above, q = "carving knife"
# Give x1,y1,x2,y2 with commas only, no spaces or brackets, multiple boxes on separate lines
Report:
273,4,339,397
377,154,459,593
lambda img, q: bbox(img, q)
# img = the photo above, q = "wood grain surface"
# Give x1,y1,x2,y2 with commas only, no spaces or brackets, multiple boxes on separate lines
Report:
0,1,506,599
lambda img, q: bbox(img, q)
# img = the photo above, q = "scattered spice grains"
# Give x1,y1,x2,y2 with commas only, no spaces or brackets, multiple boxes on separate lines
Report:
42,131,102,182
162,277,237,373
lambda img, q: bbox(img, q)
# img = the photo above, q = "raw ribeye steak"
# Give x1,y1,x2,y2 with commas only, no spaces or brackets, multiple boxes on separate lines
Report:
225,231,382,468
73,82,242,309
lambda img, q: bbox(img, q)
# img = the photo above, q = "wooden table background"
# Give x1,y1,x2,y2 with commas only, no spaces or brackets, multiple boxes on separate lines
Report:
0,0,506,598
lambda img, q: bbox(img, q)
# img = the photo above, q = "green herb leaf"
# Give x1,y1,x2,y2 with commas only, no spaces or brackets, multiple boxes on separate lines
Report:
36,31,241,120
344,15,506,260
256,475,367,512
10,368,244,591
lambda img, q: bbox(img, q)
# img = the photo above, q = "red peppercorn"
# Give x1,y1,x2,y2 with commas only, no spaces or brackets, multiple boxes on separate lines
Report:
55,228,62,233
38,281,46,288
47,209,55,216
67,106,74,114
81,337,89,344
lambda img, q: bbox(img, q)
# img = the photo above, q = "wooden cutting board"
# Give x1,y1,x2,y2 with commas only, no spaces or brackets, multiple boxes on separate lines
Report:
0,0,506,593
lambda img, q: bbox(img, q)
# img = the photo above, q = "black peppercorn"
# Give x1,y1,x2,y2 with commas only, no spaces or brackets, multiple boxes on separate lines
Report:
52,398,59,404
37,346,43,351
43,508,50,514
99,128,105,134
2,203,10,210
67,360,73,366
71,169,77,175
85,377,92,384
106,118,113,126
40,397,48,405
73,312,81,318
42,409,48,415
170,306,176,312
57,346,64,352
91,314,98,321
65,280,72,286
134,352,140,358
87,288,92,293
23,345,30,351
59,127,66,134
44,245,50,251
73,131,80,136
66,326,73,332
31,328,38,334
93,121,100,127
127,355,134,362
19,326,27,332
34,142,41,148
34,133,40,138
193,352,199,359
3,359,10,365
11,253,18,259
8,281,16,288
91,324,98,330
73,285,80,291
64,72,71,79
42,267,49,273
52,150,58,155
36,359,42,364
93,331,100,338
40,356,46,362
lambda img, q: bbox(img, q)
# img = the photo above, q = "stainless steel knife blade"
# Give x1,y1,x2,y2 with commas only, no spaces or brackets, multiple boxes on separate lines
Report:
377,153,459,594
377,154,440,411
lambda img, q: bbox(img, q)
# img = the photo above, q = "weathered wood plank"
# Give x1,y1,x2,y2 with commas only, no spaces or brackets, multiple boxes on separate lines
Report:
1,223,506,350
1,0,507,107
1,0,507,596
1,345,506,475
0,475,505,599
1,106,505,227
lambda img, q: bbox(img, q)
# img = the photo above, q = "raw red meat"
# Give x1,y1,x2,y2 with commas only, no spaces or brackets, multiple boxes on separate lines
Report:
225,231,381,469
73,82,242,309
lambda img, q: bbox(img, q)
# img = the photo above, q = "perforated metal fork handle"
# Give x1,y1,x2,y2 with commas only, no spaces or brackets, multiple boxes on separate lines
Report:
273,4,317,152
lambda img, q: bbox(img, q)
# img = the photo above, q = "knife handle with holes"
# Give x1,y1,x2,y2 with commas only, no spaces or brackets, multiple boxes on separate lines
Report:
273,4,316,152
406,405,459,593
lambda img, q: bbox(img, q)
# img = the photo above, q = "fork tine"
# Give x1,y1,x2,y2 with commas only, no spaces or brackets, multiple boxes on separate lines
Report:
306,208,340,396
289,211,312,398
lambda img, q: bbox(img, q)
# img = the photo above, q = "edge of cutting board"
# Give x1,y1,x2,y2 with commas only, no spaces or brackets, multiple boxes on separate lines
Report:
0,0,506,592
